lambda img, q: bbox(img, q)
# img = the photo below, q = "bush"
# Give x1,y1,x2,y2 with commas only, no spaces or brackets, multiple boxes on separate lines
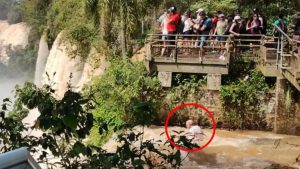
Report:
220,70,270,129
20,0,51,52
46,0,88,48
67,23,97,59
0,78,197,168
86,59,161,145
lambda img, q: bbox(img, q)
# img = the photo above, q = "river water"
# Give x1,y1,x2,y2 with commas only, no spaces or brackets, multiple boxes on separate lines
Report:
104,126,300,168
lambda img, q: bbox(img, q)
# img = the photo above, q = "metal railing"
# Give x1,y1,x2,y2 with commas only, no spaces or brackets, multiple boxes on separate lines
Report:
147,34,234,63
146,33,272,61
273,24,300,76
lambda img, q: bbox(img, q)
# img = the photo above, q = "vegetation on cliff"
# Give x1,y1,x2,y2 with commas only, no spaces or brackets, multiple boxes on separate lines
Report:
1,0,300,168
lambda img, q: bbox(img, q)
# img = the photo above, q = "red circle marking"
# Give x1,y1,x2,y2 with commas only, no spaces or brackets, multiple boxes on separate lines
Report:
164,103,216,152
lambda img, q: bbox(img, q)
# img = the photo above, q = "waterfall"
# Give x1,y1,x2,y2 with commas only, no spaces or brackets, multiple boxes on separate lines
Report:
34,35,49,86
0,20,30,64
0,20,30,102
41,32,84,99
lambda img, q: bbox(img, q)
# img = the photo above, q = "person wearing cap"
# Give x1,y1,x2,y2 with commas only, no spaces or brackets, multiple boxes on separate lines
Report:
214,13,227,60
230,15,242,36
195,9,213,47
167,6,180,35
166,6,180,57
193,8,205,26
193,9,213,62
196,8,204,15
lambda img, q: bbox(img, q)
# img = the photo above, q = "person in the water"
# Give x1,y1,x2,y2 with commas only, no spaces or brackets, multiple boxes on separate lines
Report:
186,120,206,141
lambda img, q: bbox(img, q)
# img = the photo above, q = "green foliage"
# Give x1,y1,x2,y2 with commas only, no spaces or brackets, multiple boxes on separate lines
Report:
192,0,237,15
46,0,87,46
0,81,196,168
220,70,270,129
21,0,51,44
159,74,207,126
88,60,161,144
224,52,256,84
89,128,197,169
171,74,206,104
67,23,97,59
0,82,95,168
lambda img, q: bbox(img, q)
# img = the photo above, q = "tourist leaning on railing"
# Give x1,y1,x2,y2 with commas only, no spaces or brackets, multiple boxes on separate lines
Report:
214,13,227,60
229,15,242,37
273,13,287,37
182,11,194,55
195,9,213,47
160,11,170,56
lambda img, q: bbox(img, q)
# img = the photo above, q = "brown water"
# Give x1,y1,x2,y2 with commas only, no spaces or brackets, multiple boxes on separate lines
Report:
181,129,300,168
104,126,300,168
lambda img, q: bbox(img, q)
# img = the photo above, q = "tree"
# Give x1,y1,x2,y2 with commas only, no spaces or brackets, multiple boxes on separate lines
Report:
0,80,198,168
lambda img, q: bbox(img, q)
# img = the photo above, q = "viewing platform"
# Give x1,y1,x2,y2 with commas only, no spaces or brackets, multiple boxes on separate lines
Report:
145,26,300,91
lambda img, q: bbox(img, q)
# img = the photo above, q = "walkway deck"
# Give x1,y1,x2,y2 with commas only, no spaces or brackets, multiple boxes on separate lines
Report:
145,26,300,91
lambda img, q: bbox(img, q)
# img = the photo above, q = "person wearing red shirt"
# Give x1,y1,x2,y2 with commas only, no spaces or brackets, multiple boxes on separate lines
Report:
167,6,180,34
167,6,180,48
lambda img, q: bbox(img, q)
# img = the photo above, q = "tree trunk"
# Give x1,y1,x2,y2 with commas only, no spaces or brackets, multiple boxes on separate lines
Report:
120,4,126,59
141,19,144,35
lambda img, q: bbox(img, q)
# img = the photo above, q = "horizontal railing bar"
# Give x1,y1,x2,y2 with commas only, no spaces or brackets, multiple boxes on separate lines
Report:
151,39,233,43
151,45,228,49
234,39,262,42
148,34,264,37
235,45,260,47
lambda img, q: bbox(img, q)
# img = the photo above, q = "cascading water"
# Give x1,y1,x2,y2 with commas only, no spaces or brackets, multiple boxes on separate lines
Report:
0,20,30,102
34,34,49,87
40,32,85,99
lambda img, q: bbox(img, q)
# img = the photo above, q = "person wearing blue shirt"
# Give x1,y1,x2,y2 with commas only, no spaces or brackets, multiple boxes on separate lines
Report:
196,10,213,47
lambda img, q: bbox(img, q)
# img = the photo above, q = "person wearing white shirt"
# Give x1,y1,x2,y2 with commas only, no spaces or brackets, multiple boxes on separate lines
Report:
186,120,206,141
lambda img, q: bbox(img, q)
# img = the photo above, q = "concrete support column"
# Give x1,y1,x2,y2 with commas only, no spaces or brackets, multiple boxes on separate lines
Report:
207,74,221,90
274,77,287,133
206,74,222,117
158,72,172,87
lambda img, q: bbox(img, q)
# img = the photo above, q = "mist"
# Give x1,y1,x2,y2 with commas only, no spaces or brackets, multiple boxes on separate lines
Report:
0,63,28,104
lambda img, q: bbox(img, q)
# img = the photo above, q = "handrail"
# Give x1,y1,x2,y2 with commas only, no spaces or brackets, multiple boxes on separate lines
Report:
272,23,300,44
148,34,263,37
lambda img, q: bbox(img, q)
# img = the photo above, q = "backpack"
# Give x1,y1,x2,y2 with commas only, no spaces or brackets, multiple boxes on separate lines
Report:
279,19,288,33
177,17,184,34
202,17,213,32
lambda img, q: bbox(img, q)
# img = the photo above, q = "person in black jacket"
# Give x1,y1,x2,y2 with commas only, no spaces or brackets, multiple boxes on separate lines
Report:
293,12,300,41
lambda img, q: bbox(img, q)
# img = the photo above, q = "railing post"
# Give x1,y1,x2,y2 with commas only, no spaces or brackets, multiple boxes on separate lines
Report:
276,34,280,70
175,34,178,62
280,34,284,72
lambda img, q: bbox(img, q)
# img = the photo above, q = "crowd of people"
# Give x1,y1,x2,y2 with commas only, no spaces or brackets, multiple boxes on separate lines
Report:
157,6,300,59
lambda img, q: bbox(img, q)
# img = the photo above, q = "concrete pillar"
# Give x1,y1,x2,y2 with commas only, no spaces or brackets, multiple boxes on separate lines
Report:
206,74,222,118
274,77,287,133
207,74,221,90
158,72,172,87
